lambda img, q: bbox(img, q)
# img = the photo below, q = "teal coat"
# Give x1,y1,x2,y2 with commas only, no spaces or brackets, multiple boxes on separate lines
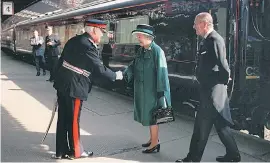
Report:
124,41,172,126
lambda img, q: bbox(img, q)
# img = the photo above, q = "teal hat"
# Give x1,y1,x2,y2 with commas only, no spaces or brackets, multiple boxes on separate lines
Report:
132,24,155,37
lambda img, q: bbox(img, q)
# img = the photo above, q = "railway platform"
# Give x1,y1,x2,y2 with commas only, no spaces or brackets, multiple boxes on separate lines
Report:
1,51,270,162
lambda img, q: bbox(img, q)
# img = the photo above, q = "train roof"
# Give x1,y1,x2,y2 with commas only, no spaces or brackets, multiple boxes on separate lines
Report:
15,0,166,27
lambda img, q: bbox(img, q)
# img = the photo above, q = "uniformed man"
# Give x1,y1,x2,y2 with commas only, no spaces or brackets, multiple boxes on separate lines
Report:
52,19,123,160
44,26,61,82
175,13,240,162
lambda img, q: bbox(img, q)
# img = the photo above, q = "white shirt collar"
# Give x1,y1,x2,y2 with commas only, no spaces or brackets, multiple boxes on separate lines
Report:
204,28,213,39
88,38,98,49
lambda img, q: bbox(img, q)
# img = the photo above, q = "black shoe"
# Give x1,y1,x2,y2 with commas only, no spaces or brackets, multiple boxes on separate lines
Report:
142,141,151,147
81,151,94,158
46,79,54,82
142,139,159,147
36,72,40,76
68,151,94,159
51,154,62,159
175,157,193,162
51,154,71,159
142,144,160,153
216,154,241,162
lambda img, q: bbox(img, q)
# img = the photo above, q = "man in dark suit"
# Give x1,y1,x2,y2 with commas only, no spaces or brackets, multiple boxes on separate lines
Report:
52,19,123,160
176,12,240,162
101,31,115,68
30,30,46,76
44,26,61,82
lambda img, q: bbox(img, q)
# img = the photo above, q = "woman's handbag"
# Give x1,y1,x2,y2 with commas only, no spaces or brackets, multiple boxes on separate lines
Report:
153,96,175,124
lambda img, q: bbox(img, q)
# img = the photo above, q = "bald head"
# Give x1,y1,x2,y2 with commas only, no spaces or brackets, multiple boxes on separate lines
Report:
193,12,214,37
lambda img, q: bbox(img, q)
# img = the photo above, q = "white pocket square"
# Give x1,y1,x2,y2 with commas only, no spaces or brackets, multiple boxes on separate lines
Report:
201,51,206,54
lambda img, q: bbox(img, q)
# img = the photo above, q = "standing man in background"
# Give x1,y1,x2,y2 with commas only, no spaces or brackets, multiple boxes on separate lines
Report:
44,26,61,82
176,12,240,162
30,30,46,76
52,19,123,160
101,31,114,68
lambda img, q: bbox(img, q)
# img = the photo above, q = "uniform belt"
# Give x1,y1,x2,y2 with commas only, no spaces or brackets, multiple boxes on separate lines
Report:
62,60,91,77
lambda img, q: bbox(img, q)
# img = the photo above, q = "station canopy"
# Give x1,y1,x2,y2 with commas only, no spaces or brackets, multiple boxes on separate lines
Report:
2,0,116,30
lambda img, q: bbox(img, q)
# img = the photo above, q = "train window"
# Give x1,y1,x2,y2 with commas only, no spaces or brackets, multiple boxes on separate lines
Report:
212,8,227,44
115,16,149,44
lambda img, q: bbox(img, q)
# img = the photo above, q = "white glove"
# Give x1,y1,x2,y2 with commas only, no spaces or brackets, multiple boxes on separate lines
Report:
115,71,123,80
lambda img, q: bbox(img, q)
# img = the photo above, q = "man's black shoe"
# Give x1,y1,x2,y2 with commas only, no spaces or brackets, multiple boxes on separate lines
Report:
81,151,94,158
51,154,74,160
67,151,94,160
46,79,54,82
216,154,241,162
175,157,193,162
51,154,61,159
36,72,40,76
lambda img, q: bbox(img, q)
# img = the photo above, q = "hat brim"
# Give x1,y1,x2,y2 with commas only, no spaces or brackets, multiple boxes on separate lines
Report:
132,29,155,37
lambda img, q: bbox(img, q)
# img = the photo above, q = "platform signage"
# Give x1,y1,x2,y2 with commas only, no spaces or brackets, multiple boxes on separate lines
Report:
2,1,14,15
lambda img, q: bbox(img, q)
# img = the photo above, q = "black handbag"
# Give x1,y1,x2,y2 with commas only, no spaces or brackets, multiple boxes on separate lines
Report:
153,96,175,124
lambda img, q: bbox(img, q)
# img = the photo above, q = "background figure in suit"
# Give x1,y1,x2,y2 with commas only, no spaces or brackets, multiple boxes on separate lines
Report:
44,26,61,82
101,33,114,68
176,13,240,162
30,30,46,76
52,19,123,160
101,42,114,67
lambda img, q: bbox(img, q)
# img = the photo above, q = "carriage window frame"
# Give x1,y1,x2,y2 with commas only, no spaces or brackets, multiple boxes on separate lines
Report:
115,15,149,44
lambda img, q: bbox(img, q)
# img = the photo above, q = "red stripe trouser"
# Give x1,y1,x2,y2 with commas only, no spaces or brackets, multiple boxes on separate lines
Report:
56,91,84,158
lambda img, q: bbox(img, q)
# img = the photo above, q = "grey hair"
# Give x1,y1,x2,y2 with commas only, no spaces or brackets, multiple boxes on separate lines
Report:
84,26,94,33
145,34,154,41
196,12,214,28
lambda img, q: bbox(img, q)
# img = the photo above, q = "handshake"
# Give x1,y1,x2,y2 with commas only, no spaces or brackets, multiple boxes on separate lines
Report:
115,70,123,80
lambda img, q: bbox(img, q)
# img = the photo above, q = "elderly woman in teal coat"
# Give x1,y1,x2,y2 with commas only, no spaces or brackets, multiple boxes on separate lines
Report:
124,24,172,153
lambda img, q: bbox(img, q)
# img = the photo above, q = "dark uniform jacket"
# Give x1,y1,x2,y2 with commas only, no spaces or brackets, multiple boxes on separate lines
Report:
195,30,233,124
44,34,61,57
53,32,116,101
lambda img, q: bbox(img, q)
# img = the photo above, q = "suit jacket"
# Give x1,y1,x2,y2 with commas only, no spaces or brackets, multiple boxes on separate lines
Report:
101,44,113,57
44,34,61,57
30,36,44,57
196,30,230,87
53,32,116,101
196,30,233,124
